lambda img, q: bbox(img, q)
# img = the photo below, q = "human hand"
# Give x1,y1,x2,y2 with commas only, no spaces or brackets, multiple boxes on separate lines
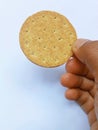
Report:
61,39,98,130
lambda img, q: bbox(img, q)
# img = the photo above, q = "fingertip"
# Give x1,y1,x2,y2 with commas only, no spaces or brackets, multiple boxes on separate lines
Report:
65,89,72,100
72,39,93,64
72,39,90,52
66,56,74,71
61,73,74,87
65,89,81,100
60,73,69,87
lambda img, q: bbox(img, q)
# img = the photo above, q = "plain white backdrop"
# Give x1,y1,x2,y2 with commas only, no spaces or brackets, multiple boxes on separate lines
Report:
0,0,98,130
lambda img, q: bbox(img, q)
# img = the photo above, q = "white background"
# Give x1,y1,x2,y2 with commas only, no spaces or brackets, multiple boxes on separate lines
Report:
0,0,98,130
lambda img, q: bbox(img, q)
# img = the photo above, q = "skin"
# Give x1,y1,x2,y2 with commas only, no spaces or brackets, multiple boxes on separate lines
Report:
61,39,98,130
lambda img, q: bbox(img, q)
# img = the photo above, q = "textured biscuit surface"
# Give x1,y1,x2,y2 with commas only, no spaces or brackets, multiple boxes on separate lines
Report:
19,11,77,67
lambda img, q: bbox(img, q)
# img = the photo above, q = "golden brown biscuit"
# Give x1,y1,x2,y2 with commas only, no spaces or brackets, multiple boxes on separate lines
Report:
19,10,77,67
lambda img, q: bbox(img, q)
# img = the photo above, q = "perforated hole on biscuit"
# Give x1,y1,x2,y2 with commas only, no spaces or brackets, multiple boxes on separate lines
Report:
43,28,46,31
25,30,28,32
32,20,34,22
64,53,67,56
64,23,68,27
25,41,29,45
42,58,46,63
43,46,46,49
53,46,56,48
38,37,42,41
54,17,57,19
31,52,35,56
54,58,59,63
42,15,45,18
53,30,57,33
70,33,74,38
58,38,63,41
70,32,73,35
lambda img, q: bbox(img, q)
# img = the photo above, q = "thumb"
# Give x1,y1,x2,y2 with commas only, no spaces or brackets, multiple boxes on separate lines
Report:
73,39,98,78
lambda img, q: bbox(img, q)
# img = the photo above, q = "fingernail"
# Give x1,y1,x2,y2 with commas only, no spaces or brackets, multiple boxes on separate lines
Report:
73,39,90,51
69,57,74,61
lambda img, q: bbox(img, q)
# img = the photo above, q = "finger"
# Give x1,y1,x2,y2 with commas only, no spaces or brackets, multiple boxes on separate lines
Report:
66,56,94,80
90,121,98,130
65,88,81,100
95,88,98,120
65,89,97,126
89,85,96,98
65,89,93,112
88,109,97,127
61,73,95,91
73,39,98,79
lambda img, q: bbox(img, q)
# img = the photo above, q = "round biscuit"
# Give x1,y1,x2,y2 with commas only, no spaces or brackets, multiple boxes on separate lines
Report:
19,11,77,67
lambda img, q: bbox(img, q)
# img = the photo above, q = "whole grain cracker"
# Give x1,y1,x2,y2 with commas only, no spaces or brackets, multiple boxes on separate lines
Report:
19,11,77,67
